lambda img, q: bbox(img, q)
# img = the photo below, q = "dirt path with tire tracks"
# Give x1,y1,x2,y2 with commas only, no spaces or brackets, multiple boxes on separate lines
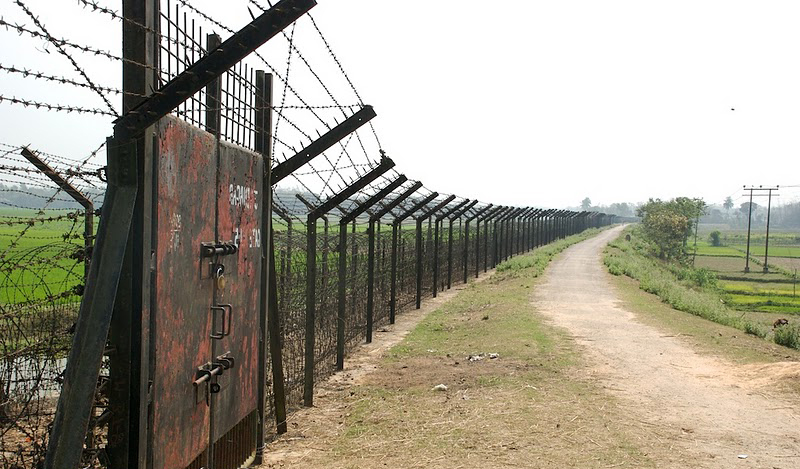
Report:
533,226,800,468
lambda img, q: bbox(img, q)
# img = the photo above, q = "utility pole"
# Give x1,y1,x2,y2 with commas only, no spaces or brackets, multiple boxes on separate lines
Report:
743,187,754,273
763,186,779,273
742,186,779,273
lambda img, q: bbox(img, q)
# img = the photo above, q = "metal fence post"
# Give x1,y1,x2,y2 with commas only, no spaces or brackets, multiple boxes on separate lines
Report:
433,199,469,297
442,200,474,286
415,196,454,307
337,176,407,344
379,183,422,324
336,218,348,370
316,164,394,374
390,192,438,310
465,204,492,280
255,70,287,444
303,216,317,406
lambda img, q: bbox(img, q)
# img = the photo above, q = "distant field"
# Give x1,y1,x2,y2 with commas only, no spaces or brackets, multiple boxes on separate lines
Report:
696,227,800,246
0,208,87,305
769,257,800,272
691,244,745,257
729,245,800,258
720,280,797,295
689,228,800,315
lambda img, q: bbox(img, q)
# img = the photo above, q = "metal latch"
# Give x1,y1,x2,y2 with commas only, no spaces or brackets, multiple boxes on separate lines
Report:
200,242,238,258
193,352,235,405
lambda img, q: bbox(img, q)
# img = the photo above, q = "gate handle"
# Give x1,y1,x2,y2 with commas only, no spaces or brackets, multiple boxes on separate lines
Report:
219,304,232,337
210,305,232,339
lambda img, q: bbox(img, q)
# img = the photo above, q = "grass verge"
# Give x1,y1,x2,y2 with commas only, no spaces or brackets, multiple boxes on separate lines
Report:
271,228,657,469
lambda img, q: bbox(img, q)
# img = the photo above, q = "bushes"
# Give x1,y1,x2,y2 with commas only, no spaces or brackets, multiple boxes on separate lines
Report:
743,321,768,339
604,238,733,326
604,227,783,347
709,230,722,247
774,324,800,349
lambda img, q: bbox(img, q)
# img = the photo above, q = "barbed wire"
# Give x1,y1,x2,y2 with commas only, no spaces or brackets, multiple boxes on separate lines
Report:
0,63,150,99
0,94,118,117
248,1,384,156
0,17,158,72
14,0,117,114
0,143,104,169
77,0,203,56
0,211,86,226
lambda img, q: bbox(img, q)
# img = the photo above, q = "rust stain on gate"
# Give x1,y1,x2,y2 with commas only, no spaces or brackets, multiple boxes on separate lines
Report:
153,116,263,469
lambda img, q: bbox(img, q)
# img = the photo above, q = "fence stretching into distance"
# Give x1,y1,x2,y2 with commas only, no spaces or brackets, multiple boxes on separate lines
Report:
0,1,616,468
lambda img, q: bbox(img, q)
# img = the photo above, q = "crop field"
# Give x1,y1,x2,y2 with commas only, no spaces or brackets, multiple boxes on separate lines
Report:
0,209,88,305
692,229,800,317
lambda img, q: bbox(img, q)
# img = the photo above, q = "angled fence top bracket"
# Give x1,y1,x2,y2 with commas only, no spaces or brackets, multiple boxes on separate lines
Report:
114,0,317,139
272,105,377,184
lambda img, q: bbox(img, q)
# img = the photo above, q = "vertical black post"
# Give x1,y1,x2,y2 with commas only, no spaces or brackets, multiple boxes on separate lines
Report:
366,219,376,342
205,34,222,134
110,1,158,467
462,220,470,284
744,188,754,273
350,219,357,335
444,200,475,287
483,207,503,271
475,218,481,277
389,223,399,323
432,199,469,297
493,216,499,268
415,218,424,308
412,194,452,307
256,70,287,448
373,183,424,326
764,188,774,273
433,218,441,297
336,221,347,370
447,219,454,290
505,209,515,260
484,216,490,272
447,219,455,288
464,204,491,280
303,217,317,407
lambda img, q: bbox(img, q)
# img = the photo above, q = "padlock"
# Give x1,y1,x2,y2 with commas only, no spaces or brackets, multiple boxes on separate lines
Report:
214,264,226,291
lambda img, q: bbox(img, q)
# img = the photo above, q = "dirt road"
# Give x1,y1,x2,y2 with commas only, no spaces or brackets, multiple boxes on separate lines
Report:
534,226,800,468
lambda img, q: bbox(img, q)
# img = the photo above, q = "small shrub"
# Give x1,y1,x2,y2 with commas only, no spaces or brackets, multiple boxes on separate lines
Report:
743,321,768,339
774,324,800,350
691,268,718,288
709,230,722,247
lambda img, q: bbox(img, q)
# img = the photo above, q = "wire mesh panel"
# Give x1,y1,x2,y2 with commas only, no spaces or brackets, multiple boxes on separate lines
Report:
373,225,393,328
313,224,338,385
345,226,370,349
395,227,417,314
272,219,307,409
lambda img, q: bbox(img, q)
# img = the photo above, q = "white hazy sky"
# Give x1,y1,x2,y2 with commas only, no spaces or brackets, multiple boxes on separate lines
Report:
1,0,799,209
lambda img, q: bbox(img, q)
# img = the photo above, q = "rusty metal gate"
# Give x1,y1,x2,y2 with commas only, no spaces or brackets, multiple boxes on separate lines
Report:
152,116,264,469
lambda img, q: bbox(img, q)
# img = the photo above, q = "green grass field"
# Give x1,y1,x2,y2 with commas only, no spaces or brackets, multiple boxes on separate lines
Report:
0,209,87,305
